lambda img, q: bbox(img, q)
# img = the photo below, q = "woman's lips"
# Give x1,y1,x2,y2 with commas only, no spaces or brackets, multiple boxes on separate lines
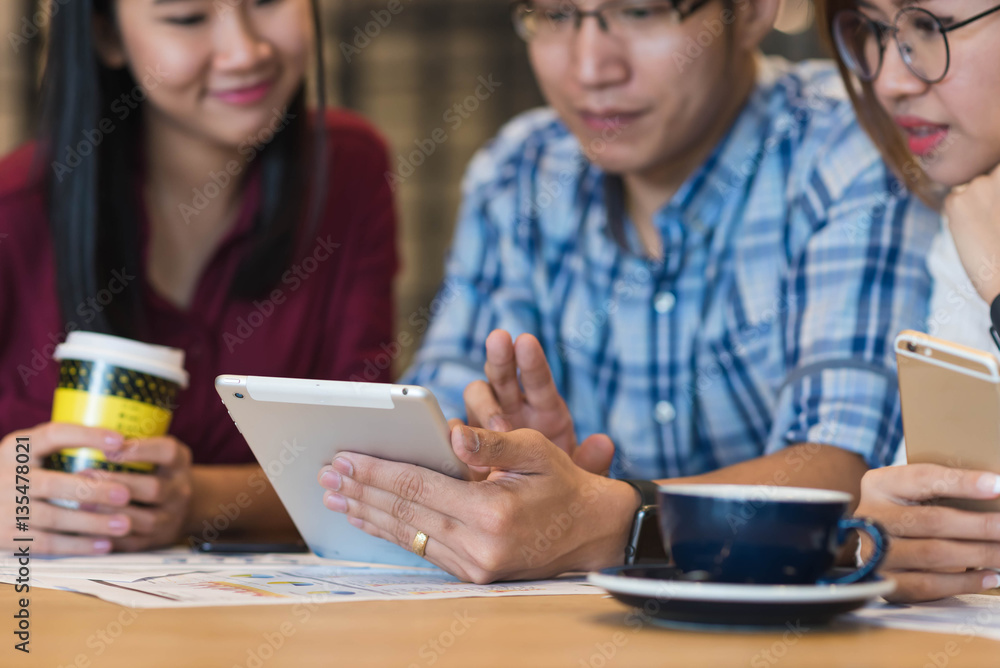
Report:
894,115,950,157
578,110,646,132
212,80,274,106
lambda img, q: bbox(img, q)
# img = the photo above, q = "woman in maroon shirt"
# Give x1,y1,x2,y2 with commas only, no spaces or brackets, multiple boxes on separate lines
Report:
0,0,397,554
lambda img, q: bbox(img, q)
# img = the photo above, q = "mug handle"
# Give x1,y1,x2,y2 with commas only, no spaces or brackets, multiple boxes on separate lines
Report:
816,517,888,585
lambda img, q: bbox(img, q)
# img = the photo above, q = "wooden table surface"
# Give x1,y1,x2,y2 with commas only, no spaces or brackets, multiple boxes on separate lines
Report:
4,585,999,668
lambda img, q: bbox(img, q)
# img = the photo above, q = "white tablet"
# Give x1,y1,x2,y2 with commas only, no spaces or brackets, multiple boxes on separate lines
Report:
215,375,470,567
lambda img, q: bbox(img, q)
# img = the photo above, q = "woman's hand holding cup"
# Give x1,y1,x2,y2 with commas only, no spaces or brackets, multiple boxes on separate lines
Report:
1,423,195,554
100,434,194,552
1,422,132,554
7,331,195,554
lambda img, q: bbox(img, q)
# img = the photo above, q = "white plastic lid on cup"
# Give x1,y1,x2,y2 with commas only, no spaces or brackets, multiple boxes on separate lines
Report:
54,332,190,388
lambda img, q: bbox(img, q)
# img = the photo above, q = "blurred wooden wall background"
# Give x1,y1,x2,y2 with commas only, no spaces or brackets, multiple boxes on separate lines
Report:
0,0,823,375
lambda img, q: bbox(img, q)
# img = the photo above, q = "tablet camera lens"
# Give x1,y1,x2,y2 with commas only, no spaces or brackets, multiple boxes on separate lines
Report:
235,393,244,399
906,342,917,352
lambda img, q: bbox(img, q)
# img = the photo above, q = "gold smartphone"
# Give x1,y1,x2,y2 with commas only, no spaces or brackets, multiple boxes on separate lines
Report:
896,330,1000,512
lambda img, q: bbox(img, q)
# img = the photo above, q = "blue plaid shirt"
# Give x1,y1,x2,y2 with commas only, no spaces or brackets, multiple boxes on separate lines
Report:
403,57,938,479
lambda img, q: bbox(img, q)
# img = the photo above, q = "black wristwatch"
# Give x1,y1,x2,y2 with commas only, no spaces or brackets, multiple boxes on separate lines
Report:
621,479,668,566
990,294,1000,352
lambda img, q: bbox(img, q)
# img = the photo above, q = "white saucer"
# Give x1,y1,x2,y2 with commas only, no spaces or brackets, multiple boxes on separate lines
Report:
588,565,895,627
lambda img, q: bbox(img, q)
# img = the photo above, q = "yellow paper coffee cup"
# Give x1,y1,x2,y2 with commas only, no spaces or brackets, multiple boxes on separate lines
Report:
46,332,189,476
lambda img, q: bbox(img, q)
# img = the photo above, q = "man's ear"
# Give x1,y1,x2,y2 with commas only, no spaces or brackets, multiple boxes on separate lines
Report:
731,0,782,52
92,13,127,69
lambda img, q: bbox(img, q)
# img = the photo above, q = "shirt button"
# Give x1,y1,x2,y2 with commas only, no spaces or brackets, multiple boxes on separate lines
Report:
655,401,676,424
654,292,676,314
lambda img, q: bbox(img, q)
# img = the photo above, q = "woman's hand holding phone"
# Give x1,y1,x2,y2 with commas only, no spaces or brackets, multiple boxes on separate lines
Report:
0,422,194,554
856,463,1000,602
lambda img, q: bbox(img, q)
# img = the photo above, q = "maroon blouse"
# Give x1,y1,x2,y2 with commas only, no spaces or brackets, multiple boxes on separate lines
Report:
0,110,398,464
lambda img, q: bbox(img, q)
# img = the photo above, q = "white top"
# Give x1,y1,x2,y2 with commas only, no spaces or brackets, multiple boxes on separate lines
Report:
925,221,996,353
893,220,997,464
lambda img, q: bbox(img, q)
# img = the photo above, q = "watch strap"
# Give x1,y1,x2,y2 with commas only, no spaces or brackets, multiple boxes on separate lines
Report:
990,293,1000,332
621,478,660,508
622,479,664,565
990,294,1000,352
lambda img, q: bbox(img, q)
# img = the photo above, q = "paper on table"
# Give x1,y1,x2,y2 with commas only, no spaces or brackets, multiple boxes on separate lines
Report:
0,546,426,584
1,546,414,572
849,594,1000,642
0,548,601,609
15,568,600,608
12,568,601,609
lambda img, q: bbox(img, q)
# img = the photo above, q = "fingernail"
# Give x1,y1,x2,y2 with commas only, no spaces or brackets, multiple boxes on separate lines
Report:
332,457,353,476
320,471,342,492
982,572,1000,590
488,416,511,432
109,487,129,505
461,426,481,453
108,516,129,533
94,539,112,553
105,433,125,447
324,493,347,513
107,442,133,463
348,517,364,529
978,474,1000,495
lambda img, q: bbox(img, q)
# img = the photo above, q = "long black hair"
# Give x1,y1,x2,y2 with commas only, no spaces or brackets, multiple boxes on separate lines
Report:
39,0,328,338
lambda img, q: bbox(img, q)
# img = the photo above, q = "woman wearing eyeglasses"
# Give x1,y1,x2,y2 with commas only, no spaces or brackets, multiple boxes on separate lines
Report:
819,0,1000,601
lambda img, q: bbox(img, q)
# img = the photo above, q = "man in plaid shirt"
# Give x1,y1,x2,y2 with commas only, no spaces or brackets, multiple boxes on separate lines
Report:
319,0,937,582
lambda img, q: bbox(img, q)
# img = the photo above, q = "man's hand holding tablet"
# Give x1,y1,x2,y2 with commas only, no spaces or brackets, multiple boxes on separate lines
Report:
318,425,640,583
316,329,646,582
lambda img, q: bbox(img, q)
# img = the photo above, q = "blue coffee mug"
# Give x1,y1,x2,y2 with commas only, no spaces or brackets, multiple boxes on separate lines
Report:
658,484,887,585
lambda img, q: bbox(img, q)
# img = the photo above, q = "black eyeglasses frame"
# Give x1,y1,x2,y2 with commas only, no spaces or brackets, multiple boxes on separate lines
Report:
510,0,717,40
835,2,1000,85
